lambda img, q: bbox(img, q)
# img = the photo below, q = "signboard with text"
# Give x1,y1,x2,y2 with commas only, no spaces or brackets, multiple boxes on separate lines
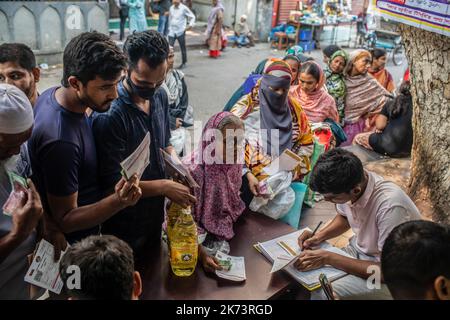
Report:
374,0,450,37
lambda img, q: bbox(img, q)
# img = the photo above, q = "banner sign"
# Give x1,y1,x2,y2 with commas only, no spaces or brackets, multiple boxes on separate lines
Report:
374,0,450,37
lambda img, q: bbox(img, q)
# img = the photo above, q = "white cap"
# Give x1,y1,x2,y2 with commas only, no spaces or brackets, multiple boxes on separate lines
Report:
0,83,34,134
241,14,247,20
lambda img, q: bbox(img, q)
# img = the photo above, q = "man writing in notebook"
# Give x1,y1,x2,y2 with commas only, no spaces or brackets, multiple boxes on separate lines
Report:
295,148,421,300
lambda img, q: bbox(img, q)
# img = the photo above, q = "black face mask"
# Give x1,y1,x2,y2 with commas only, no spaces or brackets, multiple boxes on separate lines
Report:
126,76,158,100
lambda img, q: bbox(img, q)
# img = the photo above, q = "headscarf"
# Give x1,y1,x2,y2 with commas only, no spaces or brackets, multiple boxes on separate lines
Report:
0,84,33,134
283,55,300,85
324,50,348,121
259,60,293,156
344,50,390,123
368,68,395,93
286,45,313,63
164,69,184,106
206,0,224,38
182,111,245,241
286,45,304,57
290,61,339,123
231,62,313,179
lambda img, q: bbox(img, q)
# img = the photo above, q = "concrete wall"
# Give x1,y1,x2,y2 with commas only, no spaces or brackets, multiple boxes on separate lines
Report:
192,0,258,31
0,1,109,65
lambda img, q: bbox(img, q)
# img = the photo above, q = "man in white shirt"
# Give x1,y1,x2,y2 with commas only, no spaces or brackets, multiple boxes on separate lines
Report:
295,148,422,300
168,0,196,69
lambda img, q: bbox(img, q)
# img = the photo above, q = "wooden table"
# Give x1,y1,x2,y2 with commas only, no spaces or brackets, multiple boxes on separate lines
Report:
138,211,308,300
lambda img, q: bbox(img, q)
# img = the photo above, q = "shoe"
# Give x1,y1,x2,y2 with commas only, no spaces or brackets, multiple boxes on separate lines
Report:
177,63,186,70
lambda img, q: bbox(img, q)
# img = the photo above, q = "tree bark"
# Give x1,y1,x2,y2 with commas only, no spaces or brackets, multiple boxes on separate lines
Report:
399,25,450,223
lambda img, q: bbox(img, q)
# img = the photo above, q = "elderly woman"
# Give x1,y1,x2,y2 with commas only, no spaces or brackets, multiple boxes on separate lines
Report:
341,49,391,147
231,60,313,218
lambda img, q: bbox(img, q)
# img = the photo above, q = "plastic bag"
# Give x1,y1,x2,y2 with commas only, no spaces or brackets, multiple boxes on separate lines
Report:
303,141,326,207
169,127,187,156
249,171,295,220
280,182,307,229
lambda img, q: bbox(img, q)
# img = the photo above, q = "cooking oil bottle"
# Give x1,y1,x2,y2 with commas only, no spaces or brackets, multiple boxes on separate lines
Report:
166,202,184,240
169,205,198,277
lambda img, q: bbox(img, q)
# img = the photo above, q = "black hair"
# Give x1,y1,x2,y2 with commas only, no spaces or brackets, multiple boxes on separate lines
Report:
299,61,322,83
371,48,387,59
59,235,135,300
123,30,169,71
381,220,450,299
283,54,300,63
0,43,36,71
310,148,364,194
62,32,126,88
388,81,412,119
298,54,315,64
323,44,341,58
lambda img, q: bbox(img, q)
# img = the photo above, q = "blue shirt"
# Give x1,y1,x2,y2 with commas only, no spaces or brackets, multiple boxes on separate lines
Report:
28,87,100,242
91,80,171,252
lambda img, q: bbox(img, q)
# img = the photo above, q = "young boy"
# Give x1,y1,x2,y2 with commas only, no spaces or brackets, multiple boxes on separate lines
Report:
59,235,142,300
381,220,450,300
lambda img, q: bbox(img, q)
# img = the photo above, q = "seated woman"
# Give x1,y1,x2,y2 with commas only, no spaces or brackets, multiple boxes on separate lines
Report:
163,46,193,155
354,81,412,157
181,111,246,272
342,49,391,147
231,60,314,218
322,44,341,65
290,61,339,123
369,48,395,93
283,54,300,86
223,56,297,112
324,50,348,123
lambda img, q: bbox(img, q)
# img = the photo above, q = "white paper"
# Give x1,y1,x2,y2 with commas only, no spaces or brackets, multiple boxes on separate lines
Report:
263,149,302,176
120,132,150,180
24,240,65,294
215,252,246,282
257,229,352,289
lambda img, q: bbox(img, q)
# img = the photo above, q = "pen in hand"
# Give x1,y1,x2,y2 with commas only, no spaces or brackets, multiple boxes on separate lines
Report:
302,220,323,250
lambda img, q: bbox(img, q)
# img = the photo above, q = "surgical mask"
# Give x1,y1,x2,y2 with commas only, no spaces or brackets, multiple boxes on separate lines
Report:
126,76,158,100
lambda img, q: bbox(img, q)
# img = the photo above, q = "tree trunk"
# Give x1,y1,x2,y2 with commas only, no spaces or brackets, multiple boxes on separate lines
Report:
399,25,450,223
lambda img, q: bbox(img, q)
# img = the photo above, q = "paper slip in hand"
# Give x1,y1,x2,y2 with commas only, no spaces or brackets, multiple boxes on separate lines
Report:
24,240,66,295
120,132,150,180
263,149,302,176
160,148,199,188
215,251,246,282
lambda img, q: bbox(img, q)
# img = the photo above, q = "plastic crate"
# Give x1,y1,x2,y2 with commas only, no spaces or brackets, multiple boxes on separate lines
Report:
298,40,315,52
299,29,313,41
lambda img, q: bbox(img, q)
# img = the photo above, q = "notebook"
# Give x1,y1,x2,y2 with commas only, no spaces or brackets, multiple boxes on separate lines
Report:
254,228,351,291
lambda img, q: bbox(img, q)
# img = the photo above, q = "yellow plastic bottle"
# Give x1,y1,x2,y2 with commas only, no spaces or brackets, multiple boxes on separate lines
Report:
169,206,198,277
166,202,184,240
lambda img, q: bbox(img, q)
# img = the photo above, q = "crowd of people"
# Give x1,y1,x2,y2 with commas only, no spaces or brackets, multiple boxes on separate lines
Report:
115,0,228,65
0,27,448,301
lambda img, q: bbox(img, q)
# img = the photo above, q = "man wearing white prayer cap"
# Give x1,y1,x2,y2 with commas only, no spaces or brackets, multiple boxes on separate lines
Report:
0,83,43,300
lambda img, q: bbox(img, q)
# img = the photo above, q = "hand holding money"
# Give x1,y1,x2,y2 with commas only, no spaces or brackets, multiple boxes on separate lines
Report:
114,174,142,208
11,180,43,241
